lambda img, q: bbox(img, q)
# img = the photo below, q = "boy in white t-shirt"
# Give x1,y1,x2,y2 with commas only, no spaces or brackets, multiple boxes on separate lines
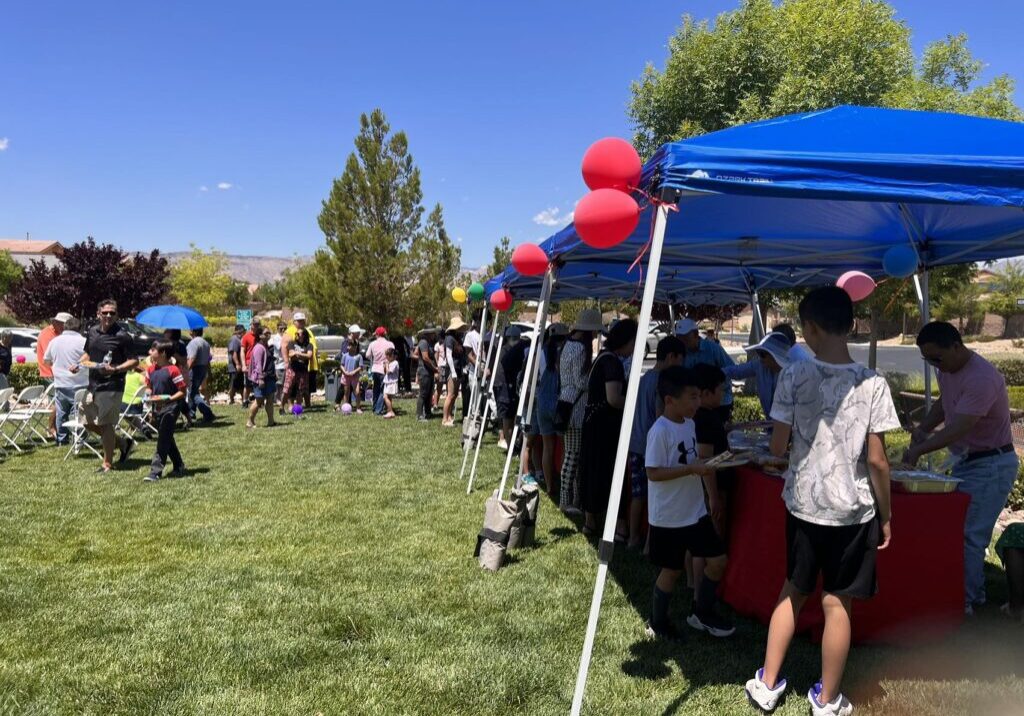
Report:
645,365,734,641
746,286,900,716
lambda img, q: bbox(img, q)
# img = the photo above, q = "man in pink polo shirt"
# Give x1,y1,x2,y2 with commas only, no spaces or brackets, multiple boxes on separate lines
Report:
904,321,1019,614
365,327,394,415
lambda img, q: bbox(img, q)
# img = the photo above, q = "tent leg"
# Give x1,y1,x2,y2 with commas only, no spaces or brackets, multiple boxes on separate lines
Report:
467,321,506,495
570,200,672,716
751,290,765,341
922,270,932,409
518,287,554,479
459,308,491,482
497,270,554,499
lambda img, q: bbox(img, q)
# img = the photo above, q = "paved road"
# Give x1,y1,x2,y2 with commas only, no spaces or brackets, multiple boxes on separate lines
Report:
687,333,930,376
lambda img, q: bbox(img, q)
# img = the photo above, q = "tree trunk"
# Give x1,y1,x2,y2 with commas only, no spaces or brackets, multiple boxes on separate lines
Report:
868,305,879,370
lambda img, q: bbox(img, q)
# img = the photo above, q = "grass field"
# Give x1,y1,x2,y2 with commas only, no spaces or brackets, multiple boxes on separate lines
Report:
1,400,1023,715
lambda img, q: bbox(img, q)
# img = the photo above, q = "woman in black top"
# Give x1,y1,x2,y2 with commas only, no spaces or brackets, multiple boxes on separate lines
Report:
282,328,312,415
580,319,638,536
0,331,12,389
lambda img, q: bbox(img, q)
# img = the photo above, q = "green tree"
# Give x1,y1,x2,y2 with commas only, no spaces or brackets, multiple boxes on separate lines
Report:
629,0,1021,157
169,245,233,315
0,250,23,299
486,236,513,279
982,260,1024,321
405,205,463,327
933,276,983,333
225,280,252,310
315,109,460,330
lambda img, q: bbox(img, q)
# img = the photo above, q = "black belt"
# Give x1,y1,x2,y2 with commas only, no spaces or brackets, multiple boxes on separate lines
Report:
964,444,1014,462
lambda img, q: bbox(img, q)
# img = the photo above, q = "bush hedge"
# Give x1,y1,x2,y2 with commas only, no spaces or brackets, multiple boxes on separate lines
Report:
992,359,1024,387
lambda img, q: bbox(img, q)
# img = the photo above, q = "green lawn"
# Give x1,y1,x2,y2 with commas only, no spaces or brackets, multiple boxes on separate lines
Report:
1,401,1022,715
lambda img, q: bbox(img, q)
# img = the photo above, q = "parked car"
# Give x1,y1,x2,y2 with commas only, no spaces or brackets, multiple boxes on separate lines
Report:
307,324,368,358
8,328,40,364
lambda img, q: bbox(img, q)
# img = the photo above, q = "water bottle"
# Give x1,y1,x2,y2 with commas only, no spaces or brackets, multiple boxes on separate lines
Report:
103,351,113,366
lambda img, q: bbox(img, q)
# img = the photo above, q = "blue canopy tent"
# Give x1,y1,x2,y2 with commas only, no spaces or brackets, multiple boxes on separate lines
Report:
552,106,1024,715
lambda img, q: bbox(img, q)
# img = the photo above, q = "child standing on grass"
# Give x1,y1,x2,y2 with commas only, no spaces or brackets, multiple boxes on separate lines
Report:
645,365,734,641
627,335,685,549
746,286,899,716
692,363,732,538
338,340,364,414
382,347,399,419
144,340,187,483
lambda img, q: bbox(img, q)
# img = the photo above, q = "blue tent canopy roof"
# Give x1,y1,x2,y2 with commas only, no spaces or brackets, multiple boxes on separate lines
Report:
487,106,1024,301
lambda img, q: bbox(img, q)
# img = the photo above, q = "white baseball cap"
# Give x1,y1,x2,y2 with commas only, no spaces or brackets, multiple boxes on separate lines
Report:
348,324,364,335
293,312,307,321
674,318,699,336
54,312,74,323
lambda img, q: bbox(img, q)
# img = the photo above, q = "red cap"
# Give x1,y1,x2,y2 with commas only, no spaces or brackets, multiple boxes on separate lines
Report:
375,326,387,336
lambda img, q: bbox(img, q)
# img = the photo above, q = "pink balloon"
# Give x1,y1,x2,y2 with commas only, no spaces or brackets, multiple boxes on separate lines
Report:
16,355,26,364
837,271,876,302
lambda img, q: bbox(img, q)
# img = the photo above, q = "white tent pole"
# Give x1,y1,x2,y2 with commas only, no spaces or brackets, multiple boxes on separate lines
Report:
467,316,506,495
921,271,932,413
496,269,554,499
752,290,765,341
570,198,672,716
518,278,555,479
459,308,494,481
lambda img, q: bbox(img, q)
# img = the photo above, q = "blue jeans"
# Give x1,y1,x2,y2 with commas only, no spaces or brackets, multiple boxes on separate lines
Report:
372,372,385,414
54,387,78,445
188,364,215,421
952,450,1020,606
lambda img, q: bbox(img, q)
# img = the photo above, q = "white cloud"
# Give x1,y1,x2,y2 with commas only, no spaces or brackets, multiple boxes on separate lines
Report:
198,185,209,192
532,207,573,227
217,182,233,190
0,138,8,151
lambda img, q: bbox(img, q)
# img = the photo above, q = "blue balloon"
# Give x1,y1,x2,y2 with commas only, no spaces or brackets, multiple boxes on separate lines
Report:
883,245,918,278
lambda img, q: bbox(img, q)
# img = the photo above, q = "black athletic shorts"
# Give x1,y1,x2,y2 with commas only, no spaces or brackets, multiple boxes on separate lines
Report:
229,372,244,391
786,512,880,599
648,515,726,571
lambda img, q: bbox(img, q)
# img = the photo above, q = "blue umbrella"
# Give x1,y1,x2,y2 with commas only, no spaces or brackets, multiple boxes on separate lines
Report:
136,305,209,330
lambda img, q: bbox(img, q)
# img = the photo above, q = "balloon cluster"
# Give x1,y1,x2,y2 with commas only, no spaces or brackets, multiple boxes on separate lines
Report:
837,246,919,303
575,138,643,249
451,281,486,305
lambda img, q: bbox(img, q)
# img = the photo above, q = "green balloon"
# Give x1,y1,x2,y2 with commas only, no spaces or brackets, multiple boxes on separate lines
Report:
468,282,485,302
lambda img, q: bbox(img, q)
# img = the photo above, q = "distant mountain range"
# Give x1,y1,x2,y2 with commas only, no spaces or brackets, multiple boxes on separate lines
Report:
165,252,488,285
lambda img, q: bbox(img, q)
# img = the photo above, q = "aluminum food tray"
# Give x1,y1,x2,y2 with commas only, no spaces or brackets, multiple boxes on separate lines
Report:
891,471,962,494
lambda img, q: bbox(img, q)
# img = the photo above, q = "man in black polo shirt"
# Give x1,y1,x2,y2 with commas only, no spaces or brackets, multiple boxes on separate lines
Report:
78,298,139,472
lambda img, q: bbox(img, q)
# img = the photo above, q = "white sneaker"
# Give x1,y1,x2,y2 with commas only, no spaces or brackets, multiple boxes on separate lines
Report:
808,682,853,716
745,668,786,713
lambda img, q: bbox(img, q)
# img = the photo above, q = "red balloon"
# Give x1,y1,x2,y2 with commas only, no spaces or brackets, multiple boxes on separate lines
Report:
574,189,641,249
582,137,642,192
511,243,548,276
490,288,514,312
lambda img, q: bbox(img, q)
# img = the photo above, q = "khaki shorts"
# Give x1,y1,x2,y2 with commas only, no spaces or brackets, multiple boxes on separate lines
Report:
84,390,122,427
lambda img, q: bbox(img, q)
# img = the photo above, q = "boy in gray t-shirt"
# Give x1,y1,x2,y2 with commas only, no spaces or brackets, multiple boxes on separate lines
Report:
746,287,899,716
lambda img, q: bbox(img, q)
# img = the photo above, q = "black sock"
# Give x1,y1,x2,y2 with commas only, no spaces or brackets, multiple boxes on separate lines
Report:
696,576,720,615
652,585,672,627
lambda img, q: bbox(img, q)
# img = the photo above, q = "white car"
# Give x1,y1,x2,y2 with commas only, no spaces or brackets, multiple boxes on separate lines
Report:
8,328,40,364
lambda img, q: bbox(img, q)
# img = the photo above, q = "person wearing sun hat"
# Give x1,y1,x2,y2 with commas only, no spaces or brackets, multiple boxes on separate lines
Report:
725,332,798,419
675,317,736,422
441,316,468,426
365,325,395,415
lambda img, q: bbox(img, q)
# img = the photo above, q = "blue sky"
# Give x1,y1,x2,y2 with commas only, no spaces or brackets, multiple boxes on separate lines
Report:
2,1,1021,268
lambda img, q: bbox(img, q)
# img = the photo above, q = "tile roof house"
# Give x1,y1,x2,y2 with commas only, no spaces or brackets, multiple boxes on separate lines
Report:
0,239,65,267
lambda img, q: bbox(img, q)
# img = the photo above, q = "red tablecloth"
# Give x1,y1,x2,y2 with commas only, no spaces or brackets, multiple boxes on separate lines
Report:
721,467,970,645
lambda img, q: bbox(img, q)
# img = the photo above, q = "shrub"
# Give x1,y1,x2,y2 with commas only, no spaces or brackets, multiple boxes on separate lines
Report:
731,396,764,423
1009,465,1024,511
992,359,1024,387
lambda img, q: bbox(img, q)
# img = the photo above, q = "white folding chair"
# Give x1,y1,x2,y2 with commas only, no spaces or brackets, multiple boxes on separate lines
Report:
0,385,46,452
0,388,13,459
63,389,103,462
23,383,56,445
117,385,157,441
